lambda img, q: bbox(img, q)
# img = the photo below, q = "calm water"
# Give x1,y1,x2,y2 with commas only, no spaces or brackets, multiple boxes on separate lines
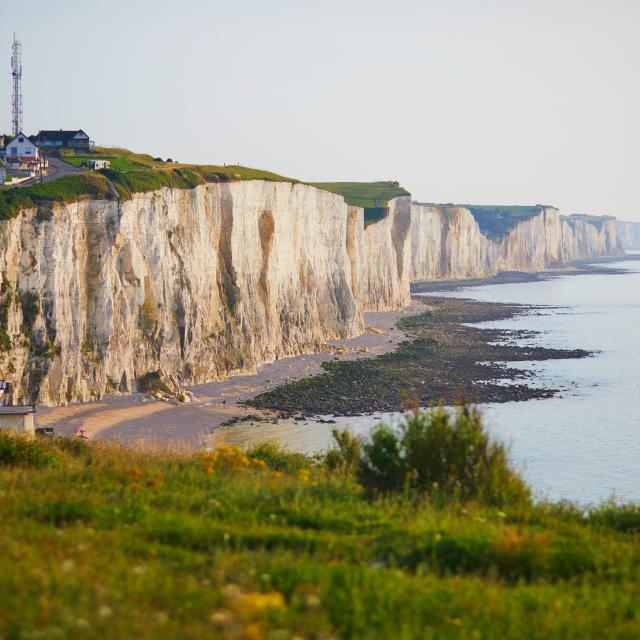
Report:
211,258,640,504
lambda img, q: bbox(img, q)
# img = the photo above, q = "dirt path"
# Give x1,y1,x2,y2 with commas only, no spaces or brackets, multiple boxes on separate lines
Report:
38,305,421,450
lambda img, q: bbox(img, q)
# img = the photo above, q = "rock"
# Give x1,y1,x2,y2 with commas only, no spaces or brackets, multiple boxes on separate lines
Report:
365,326,386,335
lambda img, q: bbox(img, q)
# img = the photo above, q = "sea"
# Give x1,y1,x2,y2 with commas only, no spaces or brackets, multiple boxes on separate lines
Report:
211,257,640,505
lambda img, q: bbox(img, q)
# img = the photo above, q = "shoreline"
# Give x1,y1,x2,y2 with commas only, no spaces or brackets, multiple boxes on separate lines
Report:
37,256,639,449
37,303,422,449
243,295,591,418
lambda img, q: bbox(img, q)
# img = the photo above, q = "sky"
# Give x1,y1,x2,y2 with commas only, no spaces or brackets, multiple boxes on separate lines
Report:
3,0,640,220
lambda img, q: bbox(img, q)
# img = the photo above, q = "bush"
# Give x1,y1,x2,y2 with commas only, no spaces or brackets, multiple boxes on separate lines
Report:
358,405,531,506
246,442,311,472
586,500,640,533
325,429,362,474
0,431,55,468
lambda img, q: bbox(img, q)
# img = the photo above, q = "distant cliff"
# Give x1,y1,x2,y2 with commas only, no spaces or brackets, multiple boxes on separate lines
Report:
410,204,622,282
617,220,640,249
561,214,621,260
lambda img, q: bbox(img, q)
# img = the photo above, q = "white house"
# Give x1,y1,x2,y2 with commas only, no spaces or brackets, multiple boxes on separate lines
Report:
4,132,39,162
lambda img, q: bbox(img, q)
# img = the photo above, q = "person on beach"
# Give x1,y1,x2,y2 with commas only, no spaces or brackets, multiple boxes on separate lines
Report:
75,428,89,440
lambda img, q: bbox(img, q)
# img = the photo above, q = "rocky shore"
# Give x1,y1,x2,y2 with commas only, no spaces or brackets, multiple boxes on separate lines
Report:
244,296,592,417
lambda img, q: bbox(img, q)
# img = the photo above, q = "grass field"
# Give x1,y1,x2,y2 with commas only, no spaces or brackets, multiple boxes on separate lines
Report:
462,205,545,238
0,148,299,220
0,147,412,223
312,182,410,226
0,412,639,640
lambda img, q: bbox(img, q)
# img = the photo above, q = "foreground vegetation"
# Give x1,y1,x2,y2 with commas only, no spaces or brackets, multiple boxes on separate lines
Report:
0,406,639,639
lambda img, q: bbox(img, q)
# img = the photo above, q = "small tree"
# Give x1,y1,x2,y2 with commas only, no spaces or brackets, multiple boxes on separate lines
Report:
357,405,531,506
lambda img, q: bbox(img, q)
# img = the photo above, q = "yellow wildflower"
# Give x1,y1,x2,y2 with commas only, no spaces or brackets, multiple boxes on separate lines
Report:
235,591,286,616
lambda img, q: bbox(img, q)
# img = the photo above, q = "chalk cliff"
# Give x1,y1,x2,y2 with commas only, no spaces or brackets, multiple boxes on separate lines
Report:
561,215,621,260
0,178,624,406
410,204,622,282
617,220,640,249
0,182,405,405
410,205,495,280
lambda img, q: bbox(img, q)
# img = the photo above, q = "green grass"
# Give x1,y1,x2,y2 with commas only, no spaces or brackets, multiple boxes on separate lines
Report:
0,148,409,222
0,147,298,219
312,181,410,225
461,205,545,239
0,425,639,639
61,155,150,172
0,174,114,220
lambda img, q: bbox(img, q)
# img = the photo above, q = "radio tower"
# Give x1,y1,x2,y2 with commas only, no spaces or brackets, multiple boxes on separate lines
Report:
11,33,22,136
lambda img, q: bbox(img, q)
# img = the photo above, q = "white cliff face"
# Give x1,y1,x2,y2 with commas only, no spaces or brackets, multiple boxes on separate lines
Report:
617,220,640,250
360,196,412,311
0,182,390,405
0,178,624,406
494,207,564,271
410,205,495,280
410,205,622,282
561,215,621,260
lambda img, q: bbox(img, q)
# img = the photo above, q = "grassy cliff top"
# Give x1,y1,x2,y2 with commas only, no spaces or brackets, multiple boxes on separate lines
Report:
0,147,299,219
461,205,545,239
312,181,411,226
311,181,410,209
0,148,411,221
563,213,616,231
0,419,638,639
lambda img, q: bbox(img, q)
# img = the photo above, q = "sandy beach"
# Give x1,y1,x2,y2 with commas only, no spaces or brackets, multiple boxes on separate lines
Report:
37,304,422,450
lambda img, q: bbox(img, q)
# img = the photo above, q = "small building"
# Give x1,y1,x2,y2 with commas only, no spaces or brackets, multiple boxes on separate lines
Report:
0,406,36,435
4,131,39,162
33,129,93,152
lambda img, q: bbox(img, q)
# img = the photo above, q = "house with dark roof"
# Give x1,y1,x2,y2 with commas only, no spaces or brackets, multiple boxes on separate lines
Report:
32,129,93,152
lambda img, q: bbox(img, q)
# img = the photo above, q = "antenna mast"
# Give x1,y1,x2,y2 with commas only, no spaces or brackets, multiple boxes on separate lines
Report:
11,33,22,136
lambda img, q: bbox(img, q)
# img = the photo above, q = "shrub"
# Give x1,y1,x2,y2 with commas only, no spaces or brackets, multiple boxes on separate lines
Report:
325,429,362,475
586,500,640,533
358,405,531,506
0,432,55,468
50,435,91,459
246,442,311,472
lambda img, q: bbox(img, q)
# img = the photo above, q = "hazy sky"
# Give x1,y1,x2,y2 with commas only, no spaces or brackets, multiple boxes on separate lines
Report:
3,0,639,219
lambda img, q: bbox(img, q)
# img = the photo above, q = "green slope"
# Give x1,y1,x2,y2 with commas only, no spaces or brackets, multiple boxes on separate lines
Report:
461,205,545,239
312,181,410,225
0,147,298,220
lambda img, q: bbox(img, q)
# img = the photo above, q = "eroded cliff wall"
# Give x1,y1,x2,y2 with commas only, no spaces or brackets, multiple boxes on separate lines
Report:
410,205,495,280
360,196,412,310
561,215,621,260
0,182,407,405
617,220,640,249
410,205,622,282
0,176,624,407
